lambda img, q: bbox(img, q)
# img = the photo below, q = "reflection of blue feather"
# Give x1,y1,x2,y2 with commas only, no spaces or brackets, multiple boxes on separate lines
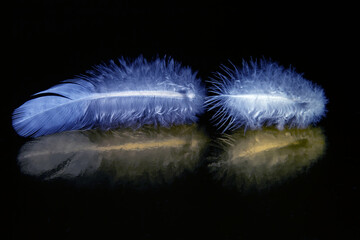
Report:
12,56,205,137
206,60,327,132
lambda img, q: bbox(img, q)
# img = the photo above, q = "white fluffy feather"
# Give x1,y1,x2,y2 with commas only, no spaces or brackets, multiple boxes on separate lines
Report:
205,59,327,132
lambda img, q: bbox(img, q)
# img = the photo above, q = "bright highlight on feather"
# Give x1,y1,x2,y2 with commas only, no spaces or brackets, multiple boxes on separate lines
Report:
209,127,326,191
17,125,208,187
205,59,327,132
12,56,205,137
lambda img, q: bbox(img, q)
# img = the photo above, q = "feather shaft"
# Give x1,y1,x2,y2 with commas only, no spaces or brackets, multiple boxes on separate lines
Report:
222,94,295,104
15,90,192,124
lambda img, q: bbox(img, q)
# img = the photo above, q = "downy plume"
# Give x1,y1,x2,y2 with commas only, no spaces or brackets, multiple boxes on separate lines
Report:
13,56,205,137
205,59,327,132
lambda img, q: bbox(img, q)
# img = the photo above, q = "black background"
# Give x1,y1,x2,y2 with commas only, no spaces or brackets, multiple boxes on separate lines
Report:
9,1,359,239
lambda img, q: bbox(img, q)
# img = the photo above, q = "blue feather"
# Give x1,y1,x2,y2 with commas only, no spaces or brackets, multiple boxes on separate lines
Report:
205,59,327,132
12,56,205,137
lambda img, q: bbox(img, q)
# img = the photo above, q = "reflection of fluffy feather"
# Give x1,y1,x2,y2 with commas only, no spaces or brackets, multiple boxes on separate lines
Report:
209,127,326,191
18,125,208,187
13,56,205,137
206,60,327,132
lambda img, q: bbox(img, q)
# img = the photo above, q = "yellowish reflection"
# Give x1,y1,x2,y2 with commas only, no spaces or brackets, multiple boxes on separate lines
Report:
18,124,208,186
209,127,326,191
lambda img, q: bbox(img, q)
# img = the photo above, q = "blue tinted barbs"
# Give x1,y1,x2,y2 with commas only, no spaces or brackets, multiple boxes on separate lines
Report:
12,56,206,137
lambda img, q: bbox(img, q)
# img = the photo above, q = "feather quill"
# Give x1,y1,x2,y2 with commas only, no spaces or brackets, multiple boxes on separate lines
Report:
12,56,205,137
205,59,327,132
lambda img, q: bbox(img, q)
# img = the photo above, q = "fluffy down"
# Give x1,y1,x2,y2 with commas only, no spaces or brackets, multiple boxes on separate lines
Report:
205,59,327,132
12,56,205,137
